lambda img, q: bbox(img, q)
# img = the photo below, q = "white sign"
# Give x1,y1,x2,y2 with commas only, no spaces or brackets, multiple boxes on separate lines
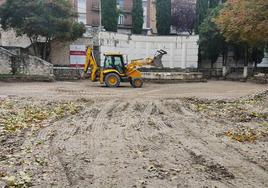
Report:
70,45,86,66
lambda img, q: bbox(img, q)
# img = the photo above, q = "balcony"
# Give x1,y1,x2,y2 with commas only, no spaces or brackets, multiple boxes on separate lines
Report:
92,1,100,11
120,5,132,13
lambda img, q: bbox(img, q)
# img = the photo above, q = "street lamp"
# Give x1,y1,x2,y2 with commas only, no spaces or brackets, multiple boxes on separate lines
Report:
99,0,102,31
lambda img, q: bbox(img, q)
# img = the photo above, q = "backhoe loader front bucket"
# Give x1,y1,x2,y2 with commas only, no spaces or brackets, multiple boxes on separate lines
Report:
152,49,167,68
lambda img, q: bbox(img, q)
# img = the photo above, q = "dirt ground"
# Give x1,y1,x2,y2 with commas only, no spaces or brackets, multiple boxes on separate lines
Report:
0,81,268,188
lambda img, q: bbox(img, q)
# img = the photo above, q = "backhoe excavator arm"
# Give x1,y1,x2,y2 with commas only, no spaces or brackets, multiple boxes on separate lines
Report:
84,47,99,81
126,50,167,71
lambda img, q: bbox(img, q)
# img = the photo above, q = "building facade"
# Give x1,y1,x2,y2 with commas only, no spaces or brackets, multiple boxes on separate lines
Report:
146,0,157,34
0,0,157,34
70,0,133,33
0,0,5,6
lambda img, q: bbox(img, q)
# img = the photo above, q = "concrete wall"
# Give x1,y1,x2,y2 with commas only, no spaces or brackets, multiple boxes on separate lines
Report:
50,30,199,69
50,27,99,65
99,32,199,68
51,38,95,66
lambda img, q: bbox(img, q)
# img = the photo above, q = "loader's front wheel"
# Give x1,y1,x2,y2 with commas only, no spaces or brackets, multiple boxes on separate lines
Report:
105,73,120,87
131,78,144,88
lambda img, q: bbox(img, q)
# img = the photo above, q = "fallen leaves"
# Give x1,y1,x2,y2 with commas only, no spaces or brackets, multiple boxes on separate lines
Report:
0,99,83,133
182,90,268,142
0,97,87,187
225,129,258,143
2,171,32,187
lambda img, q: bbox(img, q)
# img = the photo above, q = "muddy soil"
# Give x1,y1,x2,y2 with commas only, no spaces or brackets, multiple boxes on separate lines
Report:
0,81,268,187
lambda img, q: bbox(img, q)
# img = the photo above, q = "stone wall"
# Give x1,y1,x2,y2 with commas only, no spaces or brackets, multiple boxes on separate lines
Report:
0,29,31,48
142,72,205,83
53,67,84,80
0,47,54,81
0,47,15,74
18,55,54,77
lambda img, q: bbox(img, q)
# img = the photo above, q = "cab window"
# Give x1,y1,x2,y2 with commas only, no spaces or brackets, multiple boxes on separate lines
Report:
104,56,113,68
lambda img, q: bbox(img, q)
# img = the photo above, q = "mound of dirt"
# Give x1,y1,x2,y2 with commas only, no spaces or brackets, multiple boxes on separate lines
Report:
0,89,267,187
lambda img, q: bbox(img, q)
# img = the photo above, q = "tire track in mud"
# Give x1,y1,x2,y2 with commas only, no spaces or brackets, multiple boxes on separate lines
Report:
153,101,236,187
177,99,268,173
17,111,88,187
44,110,94,186
86,100,126,186
155,99,268,187
42,100,130,187
89,100,119,156
167,99,268,173
121,100,215,187
20,101,100,187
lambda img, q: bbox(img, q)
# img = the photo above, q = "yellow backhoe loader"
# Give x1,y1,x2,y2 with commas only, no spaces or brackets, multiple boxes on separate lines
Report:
83,48,167,88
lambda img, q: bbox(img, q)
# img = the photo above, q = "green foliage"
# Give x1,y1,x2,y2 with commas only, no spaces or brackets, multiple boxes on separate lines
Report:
195,0,209,34
251,47,265,67
209,0,221,8
156,0,171,35
0,0,85,60
195,0,221,34
199,6,226,65
101,0,118,32
132,0,144,34
215,0,268,47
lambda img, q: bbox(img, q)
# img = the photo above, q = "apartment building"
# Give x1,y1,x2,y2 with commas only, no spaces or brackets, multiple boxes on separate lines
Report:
71,0,133,33
146,0,157,34
0,0,5,6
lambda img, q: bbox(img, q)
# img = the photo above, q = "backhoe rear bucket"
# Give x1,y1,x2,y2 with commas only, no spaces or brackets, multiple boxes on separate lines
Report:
153,49,167,68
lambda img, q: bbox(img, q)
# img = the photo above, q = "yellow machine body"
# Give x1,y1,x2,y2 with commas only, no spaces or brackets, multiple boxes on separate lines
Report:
84,48,167,88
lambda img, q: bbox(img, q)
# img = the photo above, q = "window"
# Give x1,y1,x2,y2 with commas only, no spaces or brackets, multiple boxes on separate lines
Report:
114,57,123,66
104,56,113,68
118,14,124,25
78,13,87,24
143,1,147,29
117,0,124,9
77,0,87,24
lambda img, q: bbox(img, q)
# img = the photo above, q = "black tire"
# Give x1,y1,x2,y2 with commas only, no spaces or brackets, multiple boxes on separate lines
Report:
105,73,121,87
131,78,144,88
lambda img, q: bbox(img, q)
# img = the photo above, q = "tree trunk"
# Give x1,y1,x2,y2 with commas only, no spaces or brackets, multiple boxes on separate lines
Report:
210,59,213,78
243,45,249,78
29,37,37,56
42,39,49,61
222,46,228,77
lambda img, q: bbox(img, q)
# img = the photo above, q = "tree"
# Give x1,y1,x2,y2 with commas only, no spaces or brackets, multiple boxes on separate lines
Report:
195,0,221,34
209,0,221,8
156,0,171,35
132,0,144,34
199,6,228,69
101,0,119,32
214,0,267,69
0,0,85,60
214,0,268,47
195,0,209,34
171,0,195,35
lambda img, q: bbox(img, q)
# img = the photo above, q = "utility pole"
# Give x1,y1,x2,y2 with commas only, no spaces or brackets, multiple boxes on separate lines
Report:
98,0,102,64
99,0,102,31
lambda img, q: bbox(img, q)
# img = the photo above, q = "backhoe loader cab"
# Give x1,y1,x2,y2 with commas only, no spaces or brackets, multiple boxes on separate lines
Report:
103,53,125,74
84,48,167,88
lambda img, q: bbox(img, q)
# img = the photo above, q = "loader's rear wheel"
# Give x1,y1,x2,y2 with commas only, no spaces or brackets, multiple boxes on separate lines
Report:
105,73,120,87
131,78,144,88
